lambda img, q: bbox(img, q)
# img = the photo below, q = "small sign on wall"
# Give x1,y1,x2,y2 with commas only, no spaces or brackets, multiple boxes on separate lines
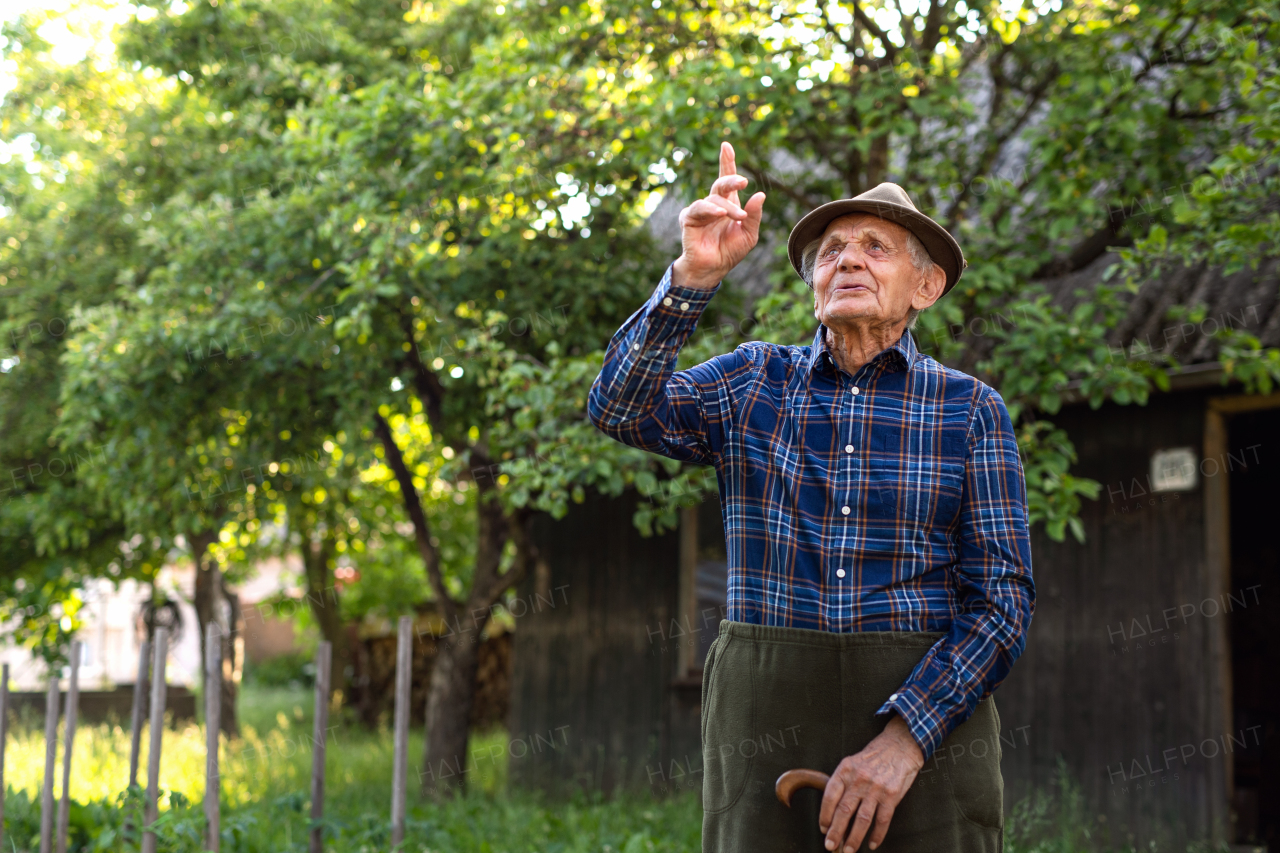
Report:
1151,447,1198,492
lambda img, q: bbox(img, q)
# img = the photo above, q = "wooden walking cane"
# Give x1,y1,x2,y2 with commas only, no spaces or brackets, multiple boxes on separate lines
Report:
775,768,831,807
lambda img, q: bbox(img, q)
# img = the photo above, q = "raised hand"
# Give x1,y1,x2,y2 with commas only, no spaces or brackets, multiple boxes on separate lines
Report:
671,141,766,290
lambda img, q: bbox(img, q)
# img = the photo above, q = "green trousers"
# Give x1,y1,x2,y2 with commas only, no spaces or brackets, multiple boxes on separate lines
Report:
701,620,1004,853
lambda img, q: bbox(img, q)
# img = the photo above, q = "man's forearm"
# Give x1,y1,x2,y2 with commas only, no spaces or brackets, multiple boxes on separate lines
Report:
873,601,1029,760
586,263,725,463
588,263,718,420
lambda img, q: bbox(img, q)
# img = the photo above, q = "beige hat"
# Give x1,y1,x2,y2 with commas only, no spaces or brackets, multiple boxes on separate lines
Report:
786,182,967,294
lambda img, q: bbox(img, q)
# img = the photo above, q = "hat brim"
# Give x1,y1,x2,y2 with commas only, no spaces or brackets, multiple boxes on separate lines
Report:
786,199,966,294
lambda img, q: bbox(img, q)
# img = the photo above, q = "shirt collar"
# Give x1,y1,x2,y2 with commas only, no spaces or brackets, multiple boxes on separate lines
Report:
808,323,919,377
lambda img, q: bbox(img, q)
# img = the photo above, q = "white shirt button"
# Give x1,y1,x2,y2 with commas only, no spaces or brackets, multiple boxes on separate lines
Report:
841,506,850,515
889,693,900,701
680,301,690,311
662,296,672,306
632,343,640,350
844,444,854,453
851,386,861,395
836,568,846,579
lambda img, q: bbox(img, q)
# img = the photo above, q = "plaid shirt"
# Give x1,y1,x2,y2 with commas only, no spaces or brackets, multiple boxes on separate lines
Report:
588,263,1035,759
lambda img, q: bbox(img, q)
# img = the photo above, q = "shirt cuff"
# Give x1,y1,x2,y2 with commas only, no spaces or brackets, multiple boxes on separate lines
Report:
645,263,720,327
875,678,948,761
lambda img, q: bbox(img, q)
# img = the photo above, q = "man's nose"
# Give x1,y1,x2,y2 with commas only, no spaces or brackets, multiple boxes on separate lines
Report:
836,248,864,271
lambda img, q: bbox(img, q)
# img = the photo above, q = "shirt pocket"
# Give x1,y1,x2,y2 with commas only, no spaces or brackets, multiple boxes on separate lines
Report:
866,425,965,531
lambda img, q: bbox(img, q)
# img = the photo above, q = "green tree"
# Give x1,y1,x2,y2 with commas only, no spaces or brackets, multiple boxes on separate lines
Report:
28,0,695,791
0,4,173,668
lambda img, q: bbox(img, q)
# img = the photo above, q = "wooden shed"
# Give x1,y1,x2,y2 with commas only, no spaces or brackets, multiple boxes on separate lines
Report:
508,252,1280,850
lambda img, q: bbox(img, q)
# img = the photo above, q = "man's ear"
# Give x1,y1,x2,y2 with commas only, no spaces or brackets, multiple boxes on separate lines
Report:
912,264,947,312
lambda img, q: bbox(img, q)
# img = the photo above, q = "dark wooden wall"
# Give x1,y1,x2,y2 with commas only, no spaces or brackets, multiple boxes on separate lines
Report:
998,389,1229,849
509,488,701,794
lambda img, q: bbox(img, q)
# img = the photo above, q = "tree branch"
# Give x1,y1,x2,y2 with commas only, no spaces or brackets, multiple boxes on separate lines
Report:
944,61,1057,229
851,0,899,64
739,162,825,210
893,0,919,54
397,310,447,431
372,411,458,621
475,508,539,610
465,492,514,614
918,0,951,56
1167,90,1229,120
820,3,853,50
1032,205,1131,280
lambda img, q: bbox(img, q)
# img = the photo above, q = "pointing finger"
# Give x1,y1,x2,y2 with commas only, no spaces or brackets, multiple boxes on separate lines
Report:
718,142,741,208
719,141,737,179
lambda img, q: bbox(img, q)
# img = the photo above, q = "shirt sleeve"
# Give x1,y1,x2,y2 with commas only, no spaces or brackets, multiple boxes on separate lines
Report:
587,263,741,465
874,385,1036,760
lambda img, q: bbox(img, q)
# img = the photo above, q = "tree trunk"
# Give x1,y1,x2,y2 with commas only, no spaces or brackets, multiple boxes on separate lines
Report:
418,494,521,798
419,633,482,798
298,516,349,700
866,131,889,189
373,411,537,799
190,531,241,738
219,573,243,738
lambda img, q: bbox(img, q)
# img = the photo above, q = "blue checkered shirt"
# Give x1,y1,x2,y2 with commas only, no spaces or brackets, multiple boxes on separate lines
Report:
587,263,1035,759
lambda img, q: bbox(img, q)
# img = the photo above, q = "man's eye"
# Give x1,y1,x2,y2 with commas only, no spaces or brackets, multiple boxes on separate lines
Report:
823,246,839,257
870,242,883,251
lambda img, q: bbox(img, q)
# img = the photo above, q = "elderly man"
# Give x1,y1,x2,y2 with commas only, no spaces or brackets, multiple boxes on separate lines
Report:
588,142,1033,853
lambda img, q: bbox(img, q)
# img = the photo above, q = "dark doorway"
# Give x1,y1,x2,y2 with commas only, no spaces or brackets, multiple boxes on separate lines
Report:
1227,406,1279,847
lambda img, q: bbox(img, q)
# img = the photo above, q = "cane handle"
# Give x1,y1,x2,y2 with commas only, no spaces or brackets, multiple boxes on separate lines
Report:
775,769,831,807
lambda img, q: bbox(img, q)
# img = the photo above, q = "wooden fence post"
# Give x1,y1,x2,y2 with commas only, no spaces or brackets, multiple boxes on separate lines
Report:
390,616,412,848
204,623,221,852
39,672,59,853
309,641,332,853
141,627,168,853
1,663,9,853
129,640,151,789
55,640,81,853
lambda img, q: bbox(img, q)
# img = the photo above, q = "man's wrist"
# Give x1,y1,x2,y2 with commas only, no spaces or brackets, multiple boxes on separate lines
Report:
883,715,925,770
671,256,724,291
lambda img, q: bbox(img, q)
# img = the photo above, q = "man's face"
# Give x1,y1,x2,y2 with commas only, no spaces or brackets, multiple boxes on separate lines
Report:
811,214,944,330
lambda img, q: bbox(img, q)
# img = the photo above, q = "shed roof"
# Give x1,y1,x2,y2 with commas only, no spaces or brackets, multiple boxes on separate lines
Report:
1041,252,1280,366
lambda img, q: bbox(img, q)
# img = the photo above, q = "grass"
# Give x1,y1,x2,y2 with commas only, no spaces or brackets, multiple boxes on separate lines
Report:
1,686,703,852
1,687,1233,853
